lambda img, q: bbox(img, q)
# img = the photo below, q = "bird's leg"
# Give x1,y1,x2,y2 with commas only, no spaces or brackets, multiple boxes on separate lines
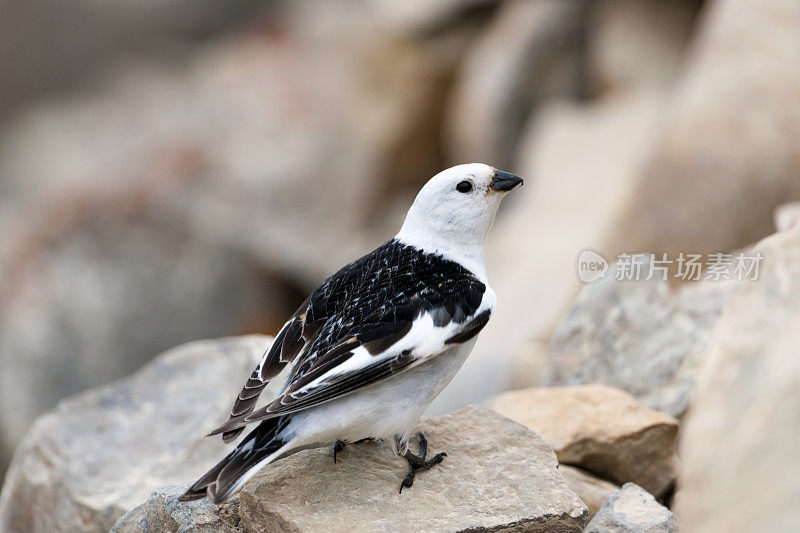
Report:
398,432,447,493
333,438,377,463
333,440,345,463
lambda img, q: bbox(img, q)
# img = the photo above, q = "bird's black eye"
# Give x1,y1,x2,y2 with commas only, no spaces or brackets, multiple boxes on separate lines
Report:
456,181,473,193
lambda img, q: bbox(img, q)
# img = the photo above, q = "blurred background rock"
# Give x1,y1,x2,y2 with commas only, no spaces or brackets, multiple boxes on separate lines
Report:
0,0,798,502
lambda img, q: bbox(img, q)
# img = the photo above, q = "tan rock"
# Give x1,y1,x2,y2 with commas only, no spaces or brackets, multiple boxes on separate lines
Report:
559,465,619,520
112,407,589,533
0,336,269,533
486,385,678,497
677,226,800,531
585,483,677,533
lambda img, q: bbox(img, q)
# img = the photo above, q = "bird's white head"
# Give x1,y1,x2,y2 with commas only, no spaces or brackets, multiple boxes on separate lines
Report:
395,163,523,278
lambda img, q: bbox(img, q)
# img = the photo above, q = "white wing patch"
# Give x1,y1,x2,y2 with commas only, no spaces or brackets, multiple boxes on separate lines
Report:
273,287,496,407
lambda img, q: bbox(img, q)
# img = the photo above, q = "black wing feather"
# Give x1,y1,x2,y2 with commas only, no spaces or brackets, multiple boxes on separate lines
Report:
211,239,488,440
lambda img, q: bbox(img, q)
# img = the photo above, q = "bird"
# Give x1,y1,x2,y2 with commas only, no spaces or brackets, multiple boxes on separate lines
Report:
179,163,523,504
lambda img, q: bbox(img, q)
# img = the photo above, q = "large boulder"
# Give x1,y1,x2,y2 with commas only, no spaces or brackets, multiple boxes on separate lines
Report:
543,271,738,417
0,336,268,533
114,408,591,533
677,226,800,531
585,483,677,533
233,407,587,532
486,385,678,497
601,0,800,257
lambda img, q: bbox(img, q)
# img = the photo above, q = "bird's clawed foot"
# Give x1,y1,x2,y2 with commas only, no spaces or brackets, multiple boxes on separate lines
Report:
399,432,447,494
333,438,376,463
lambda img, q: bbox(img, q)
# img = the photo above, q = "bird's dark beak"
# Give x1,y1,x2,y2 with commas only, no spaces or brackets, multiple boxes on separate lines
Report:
490,170,523,192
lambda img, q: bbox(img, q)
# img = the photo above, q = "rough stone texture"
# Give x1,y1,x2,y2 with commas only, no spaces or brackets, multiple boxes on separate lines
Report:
432,92,663,415
677,226,800,532
485,385,678,497
585,483,677,533
237,407,587,532
544,271,738,417
110,407,588,533
0,336,269,533
111,485,241,533
602,0,800,257
444,0,585,168
559,465,618,520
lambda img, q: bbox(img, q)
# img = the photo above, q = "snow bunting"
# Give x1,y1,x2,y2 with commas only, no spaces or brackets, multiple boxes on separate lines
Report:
180,163,523,503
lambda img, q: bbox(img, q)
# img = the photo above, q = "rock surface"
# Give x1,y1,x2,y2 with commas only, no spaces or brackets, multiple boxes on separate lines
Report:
585,483,677,533
111,485,240,533
112,407,588,533
560,465,619,520
544,272,738,417
486,385,678,497
602,0,800,257
0,336,269,533
677,226,800,531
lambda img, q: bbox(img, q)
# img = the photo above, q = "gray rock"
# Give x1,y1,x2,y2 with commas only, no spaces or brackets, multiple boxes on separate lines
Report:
544,273,738,417
677,226,800,531
111,485,240,533
235,406,587,532
585,483,677,533
486,385,677,497
0,336,268,533
112,407,588,533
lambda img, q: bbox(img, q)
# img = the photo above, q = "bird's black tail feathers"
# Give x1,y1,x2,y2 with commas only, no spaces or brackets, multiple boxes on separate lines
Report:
180,417,288,504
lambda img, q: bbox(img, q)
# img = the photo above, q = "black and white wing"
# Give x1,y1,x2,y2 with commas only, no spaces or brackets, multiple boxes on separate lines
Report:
209,239,494,440
212,295,323,442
